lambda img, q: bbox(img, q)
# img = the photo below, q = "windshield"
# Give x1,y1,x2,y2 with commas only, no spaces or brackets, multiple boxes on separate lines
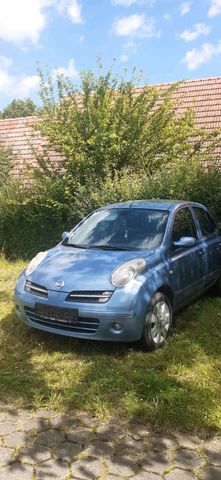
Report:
65,208,169,251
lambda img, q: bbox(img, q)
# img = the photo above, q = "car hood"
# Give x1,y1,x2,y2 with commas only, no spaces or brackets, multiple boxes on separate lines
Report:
28,245,154,292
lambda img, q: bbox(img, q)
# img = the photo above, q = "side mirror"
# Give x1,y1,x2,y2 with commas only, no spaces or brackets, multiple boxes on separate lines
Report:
61,231,70,241
173,236,196,248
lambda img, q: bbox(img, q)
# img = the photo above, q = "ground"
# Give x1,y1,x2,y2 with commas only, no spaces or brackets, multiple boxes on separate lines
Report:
0,256,221,479
0,256,221,437
0,404,220,479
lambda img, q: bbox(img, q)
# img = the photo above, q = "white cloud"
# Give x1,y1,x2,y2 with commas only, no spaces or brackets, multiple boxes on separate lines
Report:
0,0,47,47
0,56,13,70
0,57,78,100
0,0,83,48
179,23,211,42
182,41,221,69
52,58,79,78
57,0,83,24
119,54,129,62
180,2,191,15
0,57,13,93
208,0,221,17
111,0,154,6
0,57,40,97
79,35,85,42
163,14,171,21
112,14,160,38
15,75,41,97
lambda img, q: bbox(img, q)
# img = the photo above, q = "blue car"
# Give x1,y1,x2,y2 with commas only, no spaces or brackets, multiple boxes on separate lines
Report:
14,200,221,350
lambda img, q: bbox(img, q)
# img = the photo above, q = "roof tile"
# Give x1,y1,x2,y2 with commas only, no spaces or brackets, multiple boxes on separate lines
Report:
0,77,221,179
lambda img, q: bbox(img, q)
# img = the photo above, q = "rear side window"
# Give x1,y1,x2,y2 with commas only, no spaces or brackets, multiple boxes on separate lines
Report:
171,208,197,242
193,207,217,237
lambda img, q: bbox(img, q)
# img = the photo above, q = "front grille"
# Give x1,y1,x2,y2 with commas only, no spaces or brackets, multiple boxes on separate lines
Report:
66,290,113,303
25,281,48,298
24,306,100,335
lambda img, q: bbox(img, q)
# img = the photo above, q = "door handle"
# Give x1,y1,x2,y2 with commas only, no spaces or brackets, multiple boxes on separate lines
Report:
199,249,206,256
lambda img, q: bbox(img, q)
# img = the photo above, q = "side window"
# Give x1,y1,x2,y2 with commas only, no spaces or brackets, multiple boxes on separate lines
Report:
193,207,217,237
172,208,197,243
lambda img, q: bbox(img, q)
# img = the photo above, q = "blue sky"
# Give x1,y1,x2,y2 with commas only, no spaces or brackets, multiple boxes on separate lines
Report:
0,0,221,108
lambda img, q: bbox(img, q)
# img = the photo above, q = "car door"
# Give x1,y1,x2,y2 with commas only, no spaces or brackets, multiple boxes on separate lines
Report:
168,206,205,308
191,206,221,288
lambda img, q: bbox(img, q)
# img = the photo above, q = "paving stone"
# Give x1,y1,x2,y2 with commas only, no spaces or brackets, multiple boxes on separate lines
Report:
67,427,95,444
0,447,16,467
107,456,138,476
36,428,64,447
17,418,49,433
0,413,9,423
201,466,221,480
0,421,17,436
148,435,177,452
165,468,196,479
14,410,32,422
0,409,18,423
174,448,204,470
102,476,124,480
96,424,125,442
132,472,161,480
174,432,202,449
0,463,33,480
36,459,69,479
141,451,171,474
33,408,54,420
53,440,82,462
116,435,143,455
19,445,51,464
204,439,221,466
50,413,79,431
84,440,113,458
128,423,152,440
5,431,28,448
72,458,104,479
78,414,98,428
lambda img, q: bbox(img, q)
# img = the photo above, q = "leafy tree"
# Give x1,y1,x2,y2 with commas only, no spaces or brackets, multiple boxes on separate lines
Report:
1,63,221,258
0,145,12,187
0,98,38,119
35,63,219,190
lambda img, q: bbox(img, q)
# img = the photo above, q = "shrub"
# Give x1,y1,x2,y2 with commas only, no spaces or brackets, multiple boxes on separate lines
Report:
0,145,12,188
0,64,220,258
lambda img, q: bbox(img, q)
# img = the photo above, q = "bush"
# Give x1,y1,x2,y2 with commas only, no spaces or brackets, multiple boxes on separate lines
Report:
1,159,221,259
0,64,220,258
0,184,70,259
0,145,12,187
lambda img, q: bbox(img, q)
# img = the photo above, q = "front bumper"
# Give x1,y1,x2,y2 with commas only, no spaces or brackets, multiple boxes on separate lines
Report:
14,273,148,342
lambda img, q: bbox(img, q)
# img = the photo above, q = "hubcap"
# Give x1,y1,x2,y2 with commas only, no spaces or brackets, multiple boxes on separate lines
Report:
150,300,170,345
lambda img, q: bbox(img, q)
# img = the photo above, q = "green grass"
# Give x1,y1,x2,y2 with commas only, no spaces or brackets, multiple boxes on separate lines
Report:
0,256,221,436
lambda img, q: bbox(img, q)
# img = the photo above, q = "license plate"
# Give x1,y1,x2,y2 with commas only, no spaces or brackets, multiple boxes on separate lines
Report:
36,304,78,324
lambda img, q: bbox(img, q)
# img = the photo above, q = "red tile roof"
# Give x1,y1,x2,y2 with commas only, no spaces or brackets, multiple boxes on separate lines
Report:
0,116,62,179
0,76,221,179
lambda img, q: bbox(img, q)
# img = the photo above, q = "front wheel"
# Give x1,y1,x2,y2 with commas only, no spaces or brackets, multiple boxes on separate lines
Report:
141,292,172,351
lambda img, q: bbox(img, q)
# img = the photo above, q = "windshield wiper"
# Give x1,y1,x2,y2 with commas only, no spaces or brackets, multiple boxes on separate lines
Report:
88,245,138,251
63,243,88,249
64,243,138,251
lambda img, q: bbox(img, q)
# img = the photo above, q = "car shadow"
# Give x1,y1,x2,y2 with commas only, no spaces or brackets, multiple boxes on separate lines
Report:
0,291,220,439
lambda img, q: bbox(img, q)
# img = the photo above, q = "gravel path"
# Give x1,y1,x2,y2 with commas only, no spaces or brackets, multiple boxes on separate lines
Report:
0,404,220,479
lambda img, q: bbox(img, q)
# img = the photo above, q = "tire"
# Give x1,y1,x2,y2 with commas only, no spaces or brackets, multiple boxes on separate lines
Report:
141,292,173,351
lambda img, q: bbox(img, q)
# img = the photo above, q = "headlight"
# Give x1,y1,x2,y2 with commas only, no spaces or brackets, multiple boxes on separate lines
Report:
111,258,146,287
25,251,48,276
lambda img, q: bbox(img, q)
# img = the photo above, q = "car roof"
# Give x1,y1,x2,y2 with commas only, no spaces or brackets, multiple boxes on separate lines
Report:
100,200,205,211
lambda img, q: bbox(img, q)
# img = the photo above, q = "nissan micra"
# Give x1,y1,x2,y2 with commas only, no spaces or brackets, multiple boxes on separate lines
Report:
14,200,221,350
